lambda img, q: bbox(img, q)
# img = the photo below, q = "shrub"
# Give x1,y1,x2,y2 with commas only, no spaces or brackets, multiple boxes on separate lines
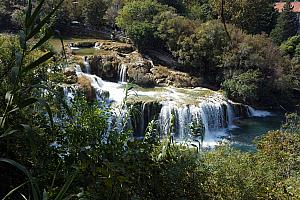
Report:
222,70,262,103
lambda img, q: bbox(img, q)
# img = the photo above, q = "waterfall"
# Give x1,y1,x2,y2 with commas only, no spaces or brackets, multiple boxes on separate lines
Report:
247,106,272,117
159,103,173,136
118,63,127,83
226,100,238,128
83,57,92,74
158,97,236,146
140,102,146,136
145,55,155,68
63,86,75,104
63,57,274,147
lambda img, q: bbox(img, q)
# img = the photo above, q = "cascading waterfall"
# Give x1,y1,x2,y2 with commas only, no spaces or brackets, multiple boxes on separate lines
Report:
159,98,231,144
118,63,127,83
83,57,92,74
63,55,273,147
247,106,272,117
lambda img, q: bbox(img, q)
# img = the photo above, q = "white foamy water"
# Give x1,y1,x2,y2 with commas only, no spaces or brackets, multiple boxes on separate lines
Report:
247,106,273,117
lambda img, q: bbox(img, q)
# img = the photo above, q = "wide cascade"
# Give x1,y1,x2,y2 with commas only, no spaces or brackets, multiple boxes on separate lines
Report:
64,56,272,147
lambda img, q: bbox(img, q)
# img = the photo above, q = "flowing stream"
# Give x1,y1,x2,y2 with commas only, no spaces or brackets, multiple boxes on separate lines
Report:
63,56,282,149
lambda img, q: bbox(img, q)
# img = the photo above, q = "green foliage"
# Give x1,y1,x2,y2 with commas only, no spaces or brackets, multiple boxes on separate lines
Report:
186,1,213,22
154,10,196,51
116,0,168,50
210,0,277,34
281,35,300,57
271,2,299,45
83,0,107,28
202,146,284,199
222,70,262,103
175,20,229,80
157,0,186,14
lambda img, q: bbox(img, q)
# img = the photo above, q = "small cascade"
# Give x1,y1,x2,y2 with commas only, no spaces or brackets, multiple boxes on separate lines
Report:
75,65,82,74
159,103,174,136
83,57,92,74
225,101,236,128
140,102,146,135
118,63,127,83
145,55,155,68
63,86,75,104
247,106,272,117
158,97,236,145
199,99,227,132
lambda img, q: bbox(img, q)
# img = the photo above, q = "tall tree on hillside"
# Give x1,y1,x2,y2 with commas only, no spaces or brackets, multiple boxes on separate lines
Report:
271,1,299,45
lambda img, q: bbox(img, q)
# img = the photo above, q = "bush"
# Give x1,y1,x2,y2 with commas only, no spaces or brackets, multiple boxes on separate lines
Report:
222,70,262,103
116,0,168,50
154,10,196,51
175,20,229,81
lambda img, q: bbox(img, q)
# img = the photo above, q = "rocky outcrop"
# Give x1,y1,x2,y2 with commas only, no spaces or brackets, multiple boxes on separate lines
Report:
151,66,202,88
89,50,202,87
101,42,135,54
77,75,95,101
90,52,120,81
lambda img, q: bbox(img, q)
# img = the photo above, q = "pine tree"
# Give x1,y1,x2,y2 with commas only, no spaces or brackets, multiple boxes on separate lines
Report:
271,1,299,45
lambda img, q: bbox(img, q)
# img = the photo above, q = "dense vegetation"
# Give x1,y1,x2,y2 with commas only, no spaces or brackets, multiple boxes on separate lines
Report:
1,0,300,199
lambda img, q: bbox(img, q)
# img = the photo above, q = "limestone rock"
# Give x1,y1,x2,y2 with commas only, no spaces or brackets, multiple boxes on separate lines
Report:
151,66,202,88
77,75,95,101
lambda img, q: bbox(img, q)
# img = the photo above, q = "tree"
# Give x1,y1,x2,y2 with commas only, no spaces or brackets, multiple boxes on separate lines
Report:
83,0,107,28
222,70,263,103
271,1,299,45
175,20,229,81
116,0,168,50
157,0,186,14
210,0,277,34
186,1,213,22
154,10,196,52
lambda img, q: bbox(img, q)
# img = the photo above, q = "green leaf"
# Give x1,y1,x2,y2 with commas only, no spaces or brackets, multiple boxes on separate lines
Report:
31,30,54,52
15,51,22,67
0,116,5,128
2,181,28,200
0,159,40,200
25,0,33,28
42,189,48,200
0,124,32,138
38,99,54,130
20,124,32,133
11,66,20,84
28,0,47,29
0,128,18,138
54,172,77,200
7,107,19,114
22,51,54,74
19,30,26,50
5,91,14,106
18,97,38,109
26,0,64,40
5,91,13,102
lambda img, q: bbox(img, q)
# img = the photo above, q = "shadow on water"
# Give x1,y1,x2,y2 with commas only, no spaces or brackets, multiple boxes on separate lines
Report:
228,113,285,152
